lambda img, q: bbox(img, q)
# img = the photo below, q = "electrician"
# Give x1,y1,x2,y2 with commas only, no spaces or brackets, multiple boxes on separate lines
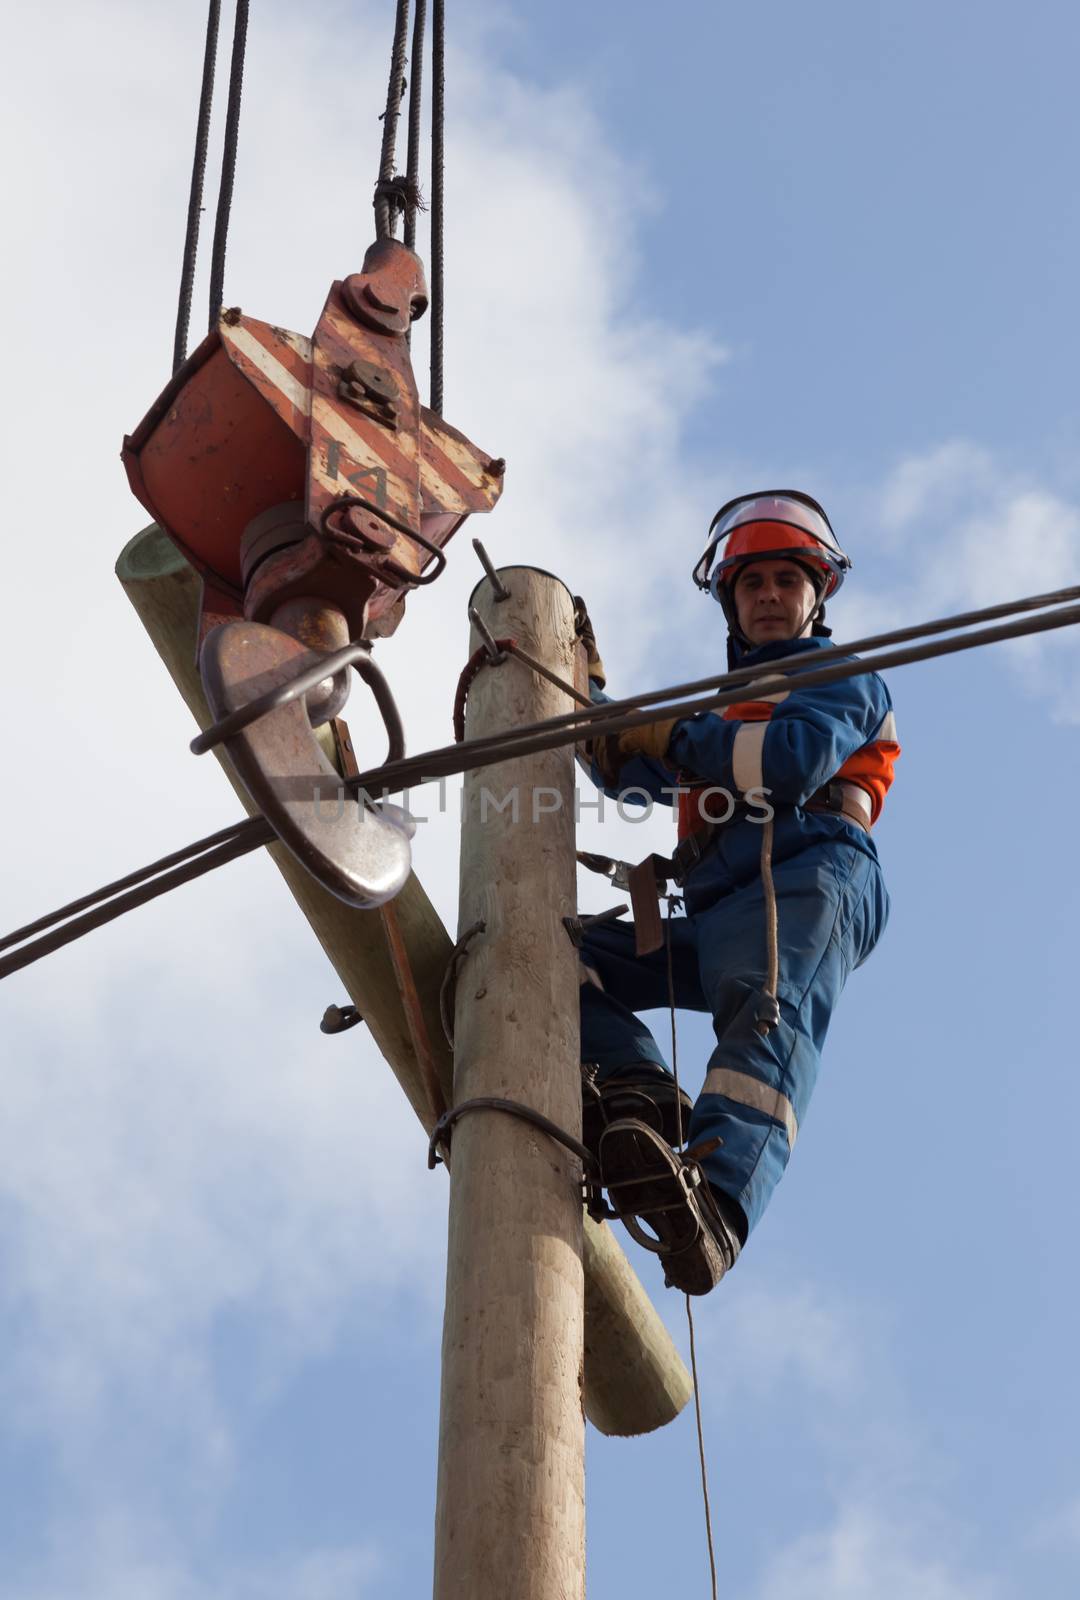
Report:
577,492,899,1295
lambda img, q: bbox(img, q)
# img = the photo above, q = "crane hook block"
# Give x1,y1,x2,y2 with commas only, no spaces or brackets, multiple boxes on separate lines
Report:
199,620,413,909
121,239,504,655
121,240,503,906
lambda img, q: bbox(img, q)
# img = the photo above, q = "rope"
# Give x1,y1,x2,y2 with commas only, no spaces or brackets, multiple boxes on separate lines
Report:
663,903,719,1600
173,0,222,372
403,0,428,252
374,0,413,239
5,584,1080,979
430,0,445,411
207,0,250,330
755,817,780,1037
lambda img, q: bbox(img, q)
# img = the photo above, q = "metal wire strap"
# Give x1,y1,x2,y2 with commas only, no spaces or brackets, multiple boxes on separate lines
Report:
207,0,249,330
438,919,486,1045
174,0,222,372
427,1096,609,1220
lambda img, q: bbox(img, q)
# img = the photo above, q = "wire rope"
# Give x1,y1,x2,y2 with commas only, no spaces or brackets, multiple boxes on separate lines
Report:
374,0,413,239
403,0,428,252
173,0,222,372
207,0,250,330
430,0,445,411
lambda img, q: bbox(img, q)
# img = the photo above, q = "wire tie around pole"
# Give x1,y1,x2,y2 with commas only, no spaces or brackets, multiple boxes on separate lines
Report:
438,919,486,1046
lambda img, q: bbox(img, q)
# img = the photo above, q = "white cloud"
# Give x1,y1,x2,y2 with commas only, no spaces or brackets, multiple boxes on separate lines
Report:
755,1504,998,1600
15,1507,382,1600
0,0,723,1582
823,442,1080,721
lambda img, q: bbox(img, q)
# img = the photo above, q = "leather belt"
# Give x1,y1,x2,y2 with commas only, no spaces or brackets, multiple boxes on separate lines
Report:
804,779,872,832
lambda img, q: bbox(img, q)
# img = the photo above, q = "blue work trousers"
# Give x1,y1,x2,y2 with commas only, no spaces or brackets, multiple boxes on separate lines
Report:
580,836,888,1236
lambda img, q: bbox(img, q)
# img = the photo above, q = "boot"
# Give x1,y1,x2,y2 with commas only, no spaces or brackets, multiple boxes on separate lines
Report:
581,1066,693,1161
599,1117,741,1296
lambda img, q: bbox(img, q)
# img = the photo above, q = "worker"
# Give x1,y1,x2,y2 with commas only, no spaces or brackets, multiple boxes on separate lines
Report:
576,491,899,1295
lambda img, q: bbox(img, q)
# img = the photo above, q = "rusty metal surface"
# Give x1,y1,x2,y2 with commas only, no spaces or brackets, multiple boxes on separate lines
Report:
123,243,505,651
199,620,411,908
380,898,447,1126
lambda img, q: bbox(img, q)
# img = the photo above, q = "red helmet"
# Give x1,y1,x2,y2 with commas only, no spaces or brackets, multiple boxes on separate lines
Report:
693,491,851,603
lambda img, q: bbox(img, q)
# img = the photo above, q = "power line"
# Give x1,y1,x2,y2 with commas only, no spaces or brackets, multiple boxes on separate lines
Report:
3,585,1078,980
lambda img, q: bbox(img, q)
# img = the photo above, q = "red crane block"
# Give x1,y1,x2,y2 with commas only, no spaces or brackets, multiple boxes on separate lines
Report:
123,240,504,652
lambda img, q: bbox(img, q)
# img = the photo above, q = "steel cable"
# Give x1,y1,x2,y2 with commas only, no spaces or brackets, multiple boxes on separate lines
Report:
430,0,445,411
3,586,1079,978
374,0,413,239
403,0,428,252
440,581,1080,762
173,0,222,372
0,821,273,981
207,0,250,329
354,592,1080,795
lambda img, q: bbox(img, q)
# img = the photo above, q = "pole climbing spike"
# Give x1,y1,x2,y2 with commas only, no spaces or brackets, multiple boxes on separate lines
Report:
121,235,504,905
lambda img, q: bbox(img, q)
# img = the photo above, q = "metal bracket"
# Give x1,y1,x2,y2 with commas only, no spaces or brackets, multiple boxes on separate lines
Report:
562,904,628,949
321,1003,364,1034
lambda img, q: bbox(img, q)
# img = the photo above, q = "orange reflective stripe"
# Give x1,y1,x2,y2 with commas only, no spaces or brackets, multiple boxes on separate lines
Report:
721,699,779,722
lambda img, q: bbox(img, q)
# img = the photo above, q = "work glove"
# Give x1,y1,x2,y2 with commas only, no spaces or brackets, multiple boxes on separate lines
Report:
573,595,607,688
584,718,679,787
616,717,679,765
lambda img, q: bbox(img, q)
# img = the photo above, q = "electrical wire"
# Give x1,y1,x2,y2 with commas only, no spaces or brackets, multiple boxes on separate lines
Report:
0,820,273,981
3,584,1079,979
355,588,1080,795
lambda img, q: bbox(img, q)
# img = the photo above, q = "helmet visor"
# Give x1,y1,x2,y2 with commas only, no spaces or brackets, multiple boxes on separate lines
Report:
708,493,844,560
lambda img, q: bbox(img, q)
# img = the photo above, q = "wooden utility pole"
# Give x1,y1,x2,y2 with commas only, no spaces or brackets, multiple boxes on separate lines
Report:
116,524,691,1440
434,569,586,1600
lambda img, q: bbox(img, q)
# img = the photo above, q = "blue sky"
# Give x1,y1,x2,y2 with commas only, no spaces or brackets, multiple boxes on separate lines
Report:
2,1,1079,1596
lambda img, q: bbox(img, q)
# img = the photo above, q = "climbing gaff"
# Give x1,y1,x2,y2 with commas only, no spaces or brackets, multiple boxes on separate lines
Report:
121,236,505,904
